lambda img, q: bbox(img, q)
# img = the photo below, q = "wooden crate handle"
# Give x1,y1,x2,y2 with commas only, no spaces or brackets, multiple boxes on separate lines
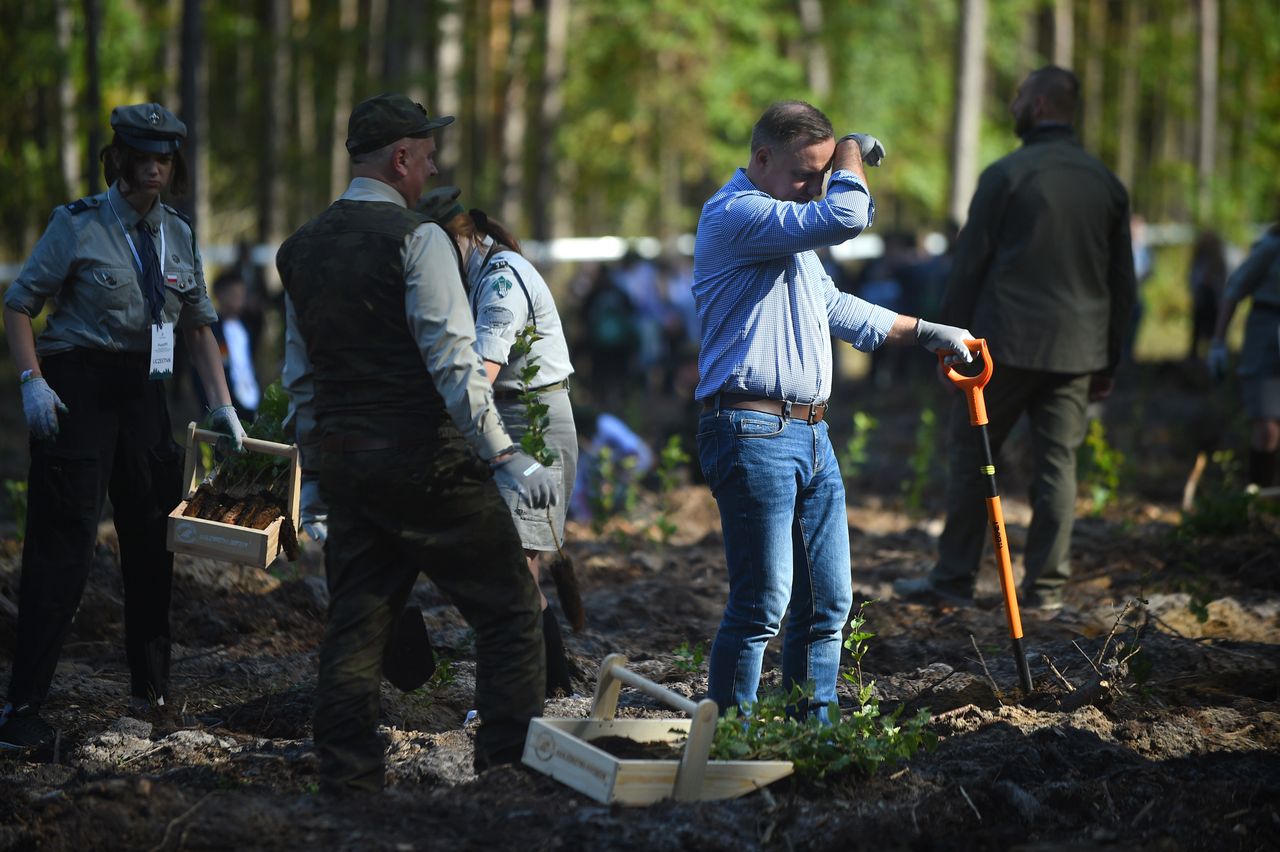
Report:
590,653,720,802
182,423,302,527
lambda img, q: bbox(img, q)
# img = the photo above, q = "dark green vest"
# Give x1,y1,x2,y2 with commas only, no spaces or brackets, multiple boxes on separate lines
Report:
278,199,451,439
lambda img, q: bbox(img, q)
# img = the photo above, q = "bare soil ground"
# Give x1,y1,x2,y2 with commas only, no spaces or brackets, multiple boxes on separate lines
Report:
0,361,1278,851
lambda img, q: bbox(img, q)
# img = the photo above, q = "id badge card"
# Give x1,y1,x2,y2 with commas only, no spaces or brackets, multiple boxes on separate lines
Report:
149,322,175,380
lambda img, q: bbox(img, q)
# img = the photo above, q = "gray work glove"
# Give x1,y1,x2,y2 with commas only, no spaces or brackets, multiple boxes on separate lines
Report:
299,473,328,544
843,133,886,167
915,319,975,364
493,450,560,510
207,404,247,455
1208,340,1229,383
20,376,69,439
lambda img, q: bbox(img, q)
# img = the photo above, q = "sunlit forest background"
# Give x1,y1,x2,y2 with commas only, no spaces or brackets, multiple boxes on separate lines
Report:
1,0,1278,367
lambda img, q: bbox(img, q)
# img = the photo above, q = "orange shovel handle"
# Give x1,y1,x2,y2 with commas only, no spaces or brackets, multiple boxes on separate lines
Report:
937,338,993,427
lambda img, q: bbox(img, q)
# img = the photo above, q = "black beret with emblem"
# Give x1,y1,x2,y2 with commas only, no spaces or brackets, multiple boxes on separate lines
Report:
110,103,186,154
346,93,454,157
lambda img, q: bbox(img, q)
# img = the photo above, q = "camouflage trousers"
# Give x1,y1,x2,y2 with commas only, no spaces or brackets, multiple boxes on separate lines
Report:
315,441,544,792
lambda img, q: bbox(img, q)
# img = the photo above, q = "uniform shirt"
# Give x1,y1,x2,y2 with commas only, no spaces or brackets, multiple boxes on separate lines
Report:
465,239,574,394
283,177,513,469
5,183,216,355
692,168,895,403
1224,231,1280,308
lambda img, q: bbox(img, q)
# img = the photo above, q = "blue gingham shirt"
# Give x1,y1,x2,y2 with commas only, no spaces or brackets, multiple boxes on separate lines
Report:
693,168,896,403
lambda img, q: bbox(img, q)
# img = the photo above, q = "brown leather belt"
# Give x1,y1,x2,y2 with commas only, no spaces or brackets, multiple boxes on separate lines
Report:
702,393,828,425
320,433,422,453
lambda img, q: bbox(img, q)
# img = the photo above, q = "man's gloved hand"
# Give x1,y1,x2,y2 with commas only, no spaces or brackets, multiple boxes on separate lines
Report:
915,319,975,364
843,133,886,167
1208,340,1229,382
20,376,68,439
492,450,560,510
208,404,247,455
299,473,328,544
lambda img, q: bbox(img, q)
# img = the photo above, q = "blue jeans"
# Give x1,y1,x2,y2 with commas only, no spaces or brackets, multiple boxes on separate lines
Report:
696,407,852,720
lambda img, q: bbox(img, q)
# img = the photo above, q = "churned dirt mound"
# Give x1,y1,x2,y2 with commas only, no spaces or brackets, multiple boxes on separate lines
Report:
1,362,1278,850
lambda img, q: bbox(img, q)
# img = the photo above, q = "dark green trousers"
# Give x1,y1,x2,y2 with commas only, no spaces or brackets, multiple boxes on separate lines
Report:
931,366,1090,600
315,441,544,791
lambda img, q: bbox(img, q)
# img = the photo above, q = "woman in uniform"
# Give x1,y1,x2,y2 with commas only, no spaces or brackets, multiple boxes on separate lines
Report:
422,188,578,697
0,103,246,750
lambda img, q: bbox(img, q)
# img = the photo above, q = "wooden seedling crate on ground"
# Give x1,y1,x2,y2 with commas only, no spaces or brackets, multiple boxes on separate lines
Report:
522,653,792,805
166,423,300,568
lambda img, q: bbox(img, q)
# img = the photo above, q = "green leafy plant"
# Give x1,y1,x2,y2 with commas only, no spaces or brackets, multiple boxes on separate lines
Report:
653,435,691,544
509,325,555,467
430,651,457,688
672,641,705,673
1178,449,1278,538
1078,418,1124,514
4,479,27,541
839,411,878,482
709,600,934,779
901,408,937,515
589,446,639,535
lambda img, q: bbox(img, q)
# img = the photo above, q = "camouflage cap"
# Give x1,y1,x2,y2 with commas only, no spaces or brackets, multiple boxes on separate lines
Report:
110,103,186,154
417,186,464,224
346,93,454,157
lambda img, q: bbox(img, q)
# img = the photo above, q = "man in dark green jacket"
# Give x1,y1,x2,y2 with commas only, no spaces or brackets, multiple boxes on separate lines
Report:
897,66,1136,610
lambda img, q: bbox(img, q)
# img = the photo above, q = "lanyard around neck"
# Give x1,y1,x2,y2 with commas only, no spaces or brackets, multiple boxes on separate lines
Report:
107,192,165,280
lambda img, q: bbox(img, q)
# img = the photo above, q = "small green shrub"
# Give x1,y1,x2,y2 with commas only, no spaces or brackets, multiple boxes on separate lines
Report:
672,641,705,672
839,411,878,482
900,408,937,515
1078,418,1124,514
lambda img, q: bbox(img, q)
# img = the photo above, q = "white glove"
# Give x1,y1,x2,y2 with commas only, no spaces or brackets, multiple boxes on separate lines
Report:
299,474,328,544
843,133,886,167
1208,340,1229,382
915,319,975,364
208,404,247,454
493,450,560,510
20,376,68,439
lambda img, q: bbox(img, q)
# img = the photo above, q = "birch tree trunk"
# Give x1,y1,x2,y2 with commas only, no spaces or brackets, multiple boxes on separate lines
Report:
178,0,208,229
436,0,465,179
84,0,102,194
330,0,358,201
949,0,987,226
1196,0,1219,221
535,0,569,240
1115,0,1142,191
797,0,830,101
1081,0,1105,150
259,0,290,248
55,0,80,197
1053,0,1073,67
500,0,533,229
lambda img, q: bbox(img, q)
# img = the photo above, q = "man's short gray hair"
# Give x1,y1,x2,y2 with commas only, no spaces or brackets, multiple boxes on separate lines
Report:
750,101,834,155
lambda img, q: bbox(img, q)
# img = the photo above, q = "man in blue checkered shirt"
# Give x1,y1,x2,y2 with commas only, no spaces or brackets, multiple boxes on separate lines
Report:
693,101,973,721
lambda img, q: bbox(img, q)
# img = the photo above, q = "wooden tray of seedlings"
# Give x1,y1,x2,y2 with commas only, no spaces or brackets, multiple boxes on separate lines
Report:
166,423,301,568
522,653,793,805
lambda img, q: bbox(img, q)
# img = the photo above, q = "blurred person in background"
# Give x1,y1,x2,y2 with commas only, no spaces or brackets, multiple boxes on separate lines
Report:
1188,229,1228,362
1209,222,1280,488
0,102,245,751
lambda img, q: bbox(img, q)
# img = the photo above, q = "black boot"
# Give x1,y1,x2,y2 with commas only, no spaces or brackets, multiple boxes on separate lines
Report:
1248,449,1276,488
542,608,574,698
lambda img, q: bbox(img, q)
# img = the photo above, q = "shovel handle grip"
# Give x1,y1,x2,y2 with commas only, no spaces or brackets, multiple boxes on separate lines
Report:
938,339,993,426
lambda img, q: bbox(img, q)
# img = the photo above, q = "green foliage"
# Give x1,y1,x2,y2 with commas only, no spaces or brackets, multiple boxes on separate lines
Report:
430,651,457,688
672,641,705,673
3,479,27,541
1178,450,1278,538
1078,418,1125,514
709,682,935,780
509,325,556,467
839,411,878,483
203,381,292,496
588,446,638,535
709,599,934,779
653,434,691,545
900,408,937,515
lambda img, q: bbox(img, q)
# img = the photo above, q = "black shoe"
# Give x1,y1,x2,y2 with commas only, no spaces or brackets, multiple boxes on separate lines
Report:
0,704,55,752
893,576,973,606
